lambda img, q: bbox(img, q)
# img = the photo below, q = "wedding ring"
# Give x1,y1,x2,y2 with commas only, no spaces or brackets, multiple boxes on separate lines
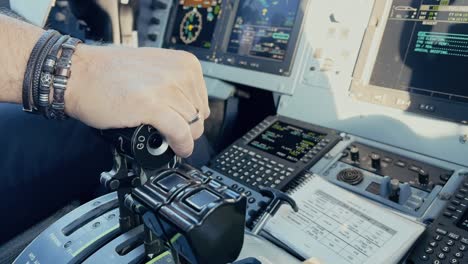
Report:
188,108,201,125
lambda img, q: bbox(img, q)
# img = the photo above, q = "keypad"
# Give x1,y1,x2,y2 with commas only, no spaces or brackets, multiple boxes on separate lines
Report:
211,145,297,190
408,177,468,263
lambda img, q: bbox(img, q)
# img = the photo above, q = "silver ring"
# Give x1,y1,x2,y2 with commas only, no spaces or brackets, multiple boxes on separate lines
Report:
188,108,201,125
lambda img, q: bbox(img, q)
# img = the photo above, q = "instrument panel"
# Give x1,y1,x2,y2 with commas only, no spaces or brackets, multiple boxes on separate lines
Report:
163,0,305,76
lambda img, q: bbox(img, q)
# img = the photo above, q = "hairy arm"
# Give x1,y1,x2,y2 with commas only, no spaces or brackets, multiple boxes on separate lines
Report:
0,14,209,157
0,14,42,103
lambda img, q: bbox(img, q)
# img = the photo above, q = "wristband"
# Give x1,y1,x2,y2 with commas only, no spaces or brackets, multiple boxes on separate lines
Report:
22,29,58,112
32,33,61,111
38,35,70,113
48,37,82,120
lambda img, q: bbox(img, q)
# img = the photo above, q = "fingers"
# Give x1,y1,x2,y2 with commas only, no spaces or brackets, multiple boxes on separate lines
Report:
183,53,210,119
148,108,194,158
167,89,204,140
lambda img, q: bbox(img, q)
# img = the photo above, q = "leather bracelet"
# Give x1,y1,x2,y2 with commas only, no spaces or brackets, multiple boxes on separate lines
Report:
22,29,58,112
32,33,61,111
48,37,82,120
38,35,70,113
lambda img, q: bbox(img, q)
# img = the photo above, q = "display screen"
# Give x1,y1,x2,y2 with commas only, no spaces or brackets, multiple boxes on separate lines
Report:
370,0,468,103
248,121,325,163
227,0,301,61
168,0,223,50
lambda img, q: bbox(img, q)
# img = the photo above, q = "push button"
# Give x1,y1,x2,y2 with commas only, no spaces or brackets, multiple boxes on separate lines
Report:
156,173,187,192
425,247,434,254
185,190,220,212
441,246,451,253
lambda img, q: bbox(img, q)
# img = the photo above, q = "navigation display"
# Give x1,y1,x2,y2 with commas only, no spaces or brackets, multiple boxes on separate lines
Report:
370,0,468,102
163,0,305,76
167,0,223,50
227,0,300,61
249,121,325,163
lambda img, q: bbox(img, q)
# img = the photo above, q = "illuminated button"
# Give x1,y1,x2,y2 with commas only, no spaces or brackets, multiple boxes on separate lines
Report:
448,206,457,211
383,157,393,163
395,161,407,167
409,165,421,172
444,212,453,218
420,255,429,261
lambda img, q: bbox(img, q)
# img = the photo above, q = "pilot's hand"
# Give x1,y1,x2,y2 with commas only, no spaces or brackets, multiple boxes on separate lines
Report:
66,45,210,157
303,258,323,264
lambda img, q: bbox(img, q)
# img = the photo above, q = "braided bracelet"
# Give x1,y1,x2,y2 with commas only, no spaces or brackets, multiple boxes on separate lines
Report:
47,37,82,120
32,33,61,111
22,29,58,112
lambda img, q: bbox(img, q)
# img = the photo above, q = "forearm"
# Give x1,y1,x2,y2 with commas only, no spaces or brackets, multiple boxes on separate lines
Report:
0,14,43,104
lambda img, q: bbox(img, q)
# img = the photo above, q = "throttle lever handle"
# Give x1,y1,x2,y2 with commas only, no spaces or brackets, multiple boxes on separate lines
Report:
100,125,175,170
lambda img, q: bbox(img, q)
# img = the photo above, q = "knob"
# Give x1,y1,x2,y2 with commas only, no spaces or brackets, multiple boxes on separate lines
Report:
148,33,158,41
371,153,381,170
150,17,160,25
418,169,429,185
350,147,359,162
389,178,400,203
390,178,400,192
151,0,167,9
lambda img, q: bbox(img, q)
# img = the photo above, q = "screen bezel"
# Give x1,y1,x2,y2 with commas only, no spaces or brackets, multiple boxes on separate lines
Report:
350,0,468,124
163,0,307,76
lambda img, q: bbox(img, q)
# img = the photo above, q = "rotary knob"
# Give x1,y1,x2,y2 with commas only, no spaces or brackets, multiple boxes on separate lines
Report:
371,153,381,170
350,147,360,162
418,169,429,185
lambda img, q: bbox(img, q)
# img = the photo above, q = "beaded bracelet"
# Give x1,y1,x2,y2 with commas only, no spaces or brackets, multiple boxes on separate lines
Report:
47,37,82,120
38,35,70,113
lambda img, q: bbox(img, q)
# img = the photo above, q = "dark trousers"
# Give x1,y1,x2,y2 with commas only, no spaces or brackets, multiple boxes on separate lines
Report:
0,103,112,243
0,103,214,244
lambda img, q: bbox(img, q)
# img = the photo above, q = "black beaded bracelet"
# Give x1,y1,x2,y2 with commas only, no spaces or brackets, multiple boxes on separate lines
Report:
48,37,82,120
38,35,70,113
32,33,61,111
22,29,58,112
